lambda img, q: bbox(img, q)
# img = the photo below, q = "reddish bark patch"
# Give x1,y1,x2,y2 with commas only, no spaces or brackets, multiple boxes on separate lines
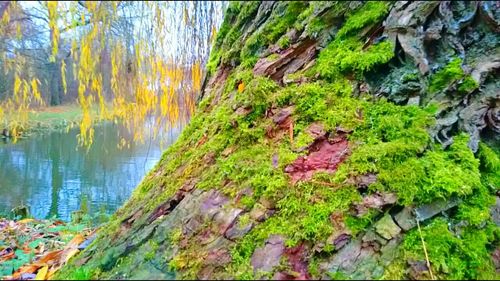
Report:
274,243,311,280
285,136,349,184
266,106,294,140
253,38,317,83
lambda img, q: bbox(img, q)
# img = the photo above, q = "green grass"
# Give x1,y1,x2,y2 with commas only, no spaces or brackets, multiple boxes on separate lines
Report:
28,104,83,124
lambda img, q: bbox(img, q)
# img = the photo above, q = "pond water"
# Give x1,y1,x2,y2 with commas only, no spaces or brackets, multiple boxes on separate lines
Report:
0,122,182,221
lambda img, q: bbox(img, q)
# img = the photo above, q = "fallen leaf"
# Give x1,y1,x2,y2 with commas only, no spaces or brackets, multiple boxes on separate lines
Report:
238,82,245,93
35,265,48,280
38,250,62,264
66,234,85,248
0,251,15,262
12,264,43,279
18,218,35,224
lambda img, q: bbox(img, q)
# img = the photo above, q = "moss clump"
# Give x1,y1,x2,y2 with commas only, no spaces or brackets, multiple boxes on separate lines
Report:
206,1,261,74
315,3,394,80
403,218,499,280
458,75,479,93
277,36,290,49
336,1,390,39
428,57,479,94
317,39,394,79
240,2,309,68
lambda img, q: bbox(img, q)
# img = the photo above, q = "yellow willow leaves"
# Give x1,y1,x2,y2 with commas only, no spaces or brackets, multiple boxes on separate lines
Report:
13,74,21,102
192,61,202,92
210,24,218,44
1,7,9,26
0,1,223,147
16,23,21,40
31,78,43,104
47,1,59,62
61,60,67,95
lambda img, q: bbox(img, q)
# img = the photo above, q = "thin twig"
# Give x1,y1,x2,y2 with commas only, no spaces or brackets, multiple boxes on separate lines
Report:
417,219,435,280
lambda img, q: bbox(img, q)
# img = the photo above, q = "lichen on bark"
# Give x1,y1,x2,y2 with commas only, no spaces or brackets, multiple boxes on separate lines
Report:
57,1,499,280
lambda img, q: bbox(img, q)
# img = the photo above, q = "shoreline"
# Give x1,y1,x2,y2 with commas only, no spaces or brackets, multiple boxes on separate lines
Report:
1,104,99,141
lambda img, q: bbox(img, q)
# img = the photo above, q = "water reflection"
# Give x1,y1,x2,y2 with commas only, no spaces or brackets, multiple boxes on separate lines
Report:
0,122,181,221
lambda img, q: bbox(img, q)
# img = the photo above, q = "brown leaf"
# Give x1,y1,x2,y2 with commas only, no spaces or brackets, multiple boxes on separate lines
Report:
0,251,15,262
38,250,62,264
66,234,85,248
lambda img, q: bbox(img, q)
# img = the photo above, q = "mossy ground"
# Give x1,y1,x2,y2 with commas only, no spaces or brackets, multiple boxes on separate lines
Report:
57,1,499,279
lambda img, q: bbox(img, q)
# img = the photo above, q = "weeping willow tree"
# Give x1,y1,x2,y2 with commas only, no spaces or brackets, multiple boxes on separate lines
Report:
0,1,226,146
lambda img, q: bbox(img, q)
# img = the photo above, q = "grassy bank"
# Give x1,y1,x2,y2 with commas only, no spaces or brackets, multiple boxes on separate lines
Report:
1,104,99,140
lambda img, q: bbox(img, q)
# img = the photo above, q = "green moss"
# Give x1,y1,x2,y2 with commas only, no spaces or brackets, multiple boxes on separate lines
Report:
478,142,500,182
345,210,379,236
71,268,95,280
240,2,309,67
336,1,390,39
381,258,406,280
458,75,479,93
306,17,328,38
266,53,280,61
277,36,290,49
317,38,394,80
403,218,498,279
428,57,478,94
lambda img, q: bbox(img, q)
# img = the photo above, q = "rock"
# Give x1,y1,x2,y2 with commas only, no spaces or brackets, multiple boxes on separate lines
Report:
356,173,378,189
278,243,311,280
305,122,326,139
235,106,253,116
327,232,352,250
379,237,401,266
407,95,420,106
213,208,243,234
414,197,461,221
272,106,294,128
251,235,285,273
491,197,500,226
374,215,401,240
354,192,397,217
362,230,388,246
205,248,232,267
225,219,253,240
249,203,268,222
320,238,362,275
408,260,430,280
201,190,229,219
259,197,276,209
491,247,500,272
393,207,417,231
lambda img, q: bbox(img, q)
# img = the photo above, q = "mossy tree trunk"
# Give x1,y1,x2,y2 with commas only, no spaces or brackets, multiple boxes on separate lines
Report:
58,1,499,280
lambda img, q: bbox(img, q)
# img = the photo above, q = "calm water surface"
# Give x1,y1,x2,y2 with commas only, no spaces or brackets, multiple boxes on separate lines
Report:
0,122,181,221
